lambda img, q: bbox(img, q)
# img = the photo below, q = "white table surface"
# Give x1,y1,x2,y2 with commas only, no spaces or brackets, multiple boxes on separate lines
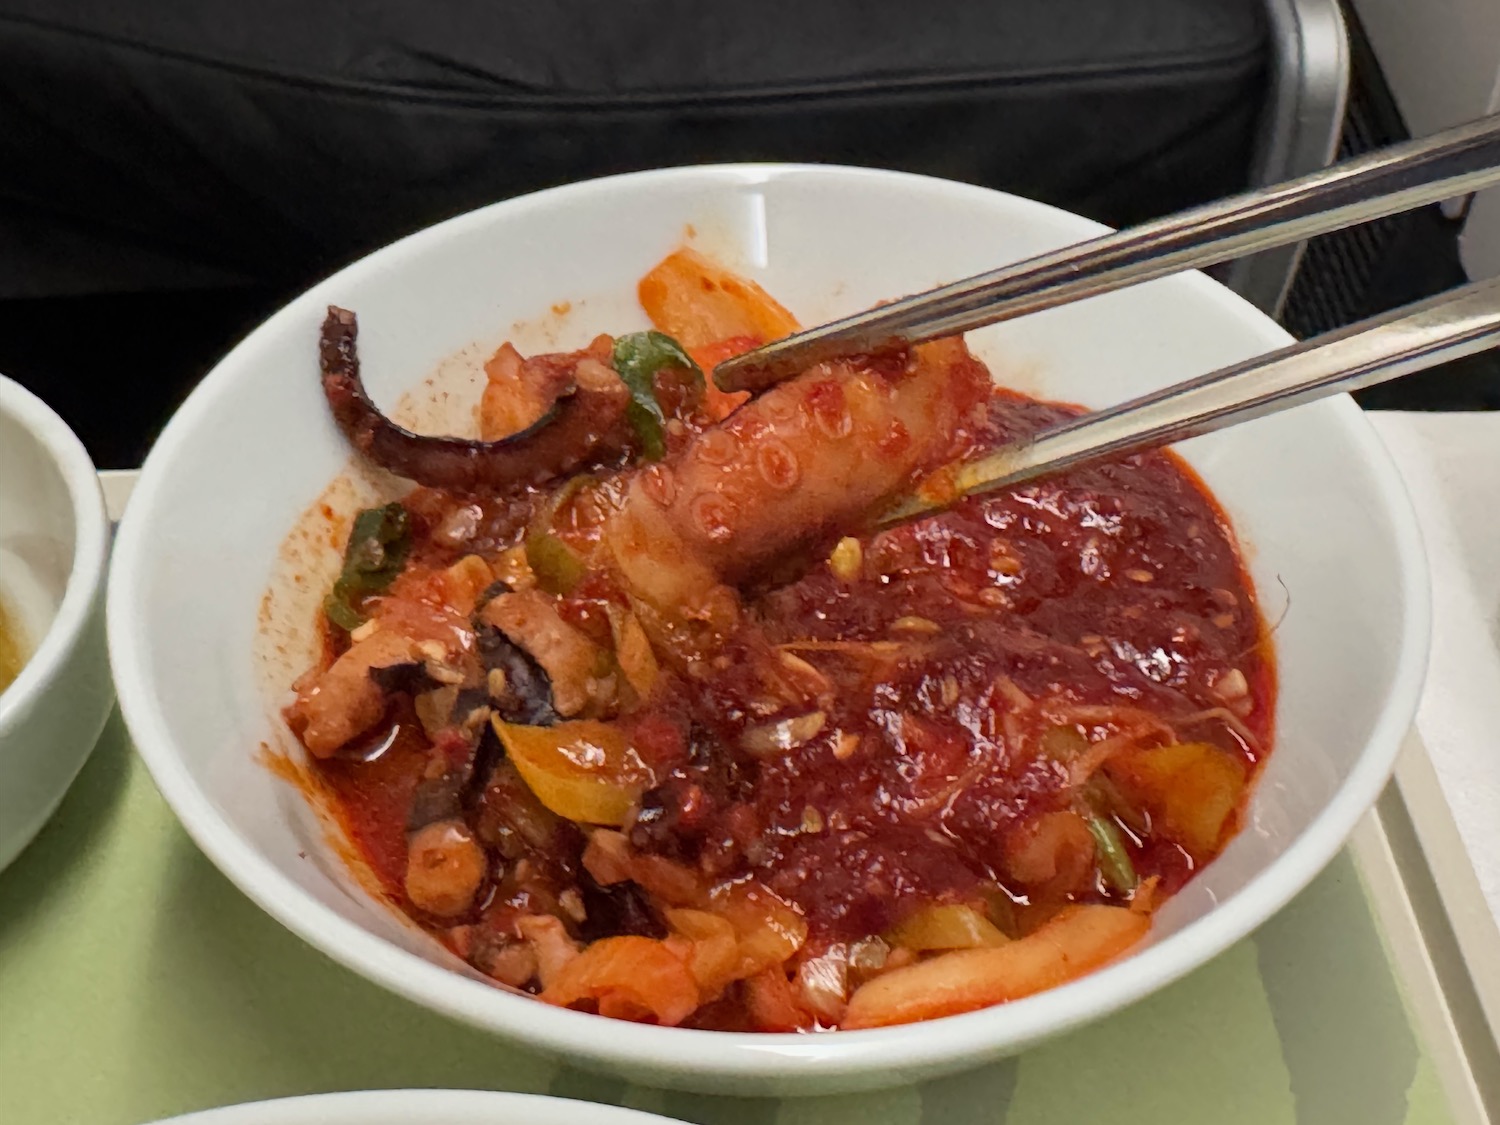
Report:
1369,413,1500,928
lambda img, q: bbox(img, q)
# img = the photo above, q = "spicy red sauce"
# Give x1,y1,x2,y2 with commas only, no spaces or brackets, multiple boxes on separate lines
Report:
304,388,1273,1023
597,395,1273,946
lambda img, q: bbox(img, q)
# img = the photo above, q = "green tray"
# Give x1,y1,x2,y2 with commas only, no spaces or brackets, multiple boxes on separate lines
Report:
2,473,1495,1124
0,718,1490,1125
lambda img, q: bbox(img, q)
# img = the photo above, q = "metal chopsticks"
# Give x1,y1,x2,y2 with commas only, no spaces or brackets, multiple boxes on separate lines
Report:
877,275,1500,524
714,111,1500,394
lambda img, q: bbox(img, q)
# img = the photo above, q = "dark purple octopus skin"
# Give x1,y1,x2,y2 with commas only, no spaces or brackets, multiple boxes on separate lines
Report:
319,306,631,492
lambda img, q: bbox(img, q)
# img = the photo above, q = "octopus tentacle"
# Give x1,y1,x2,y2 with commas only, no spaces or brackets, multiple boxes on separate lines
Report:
320,306,631,492
607,336,991,590
601,336,992,661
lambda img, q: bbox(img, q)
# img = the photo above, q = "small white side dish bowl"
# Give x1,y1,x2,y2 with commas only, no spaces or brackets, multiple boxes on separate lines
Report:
108,165,1429,1096
146,1090,674,1125
0,373,111,873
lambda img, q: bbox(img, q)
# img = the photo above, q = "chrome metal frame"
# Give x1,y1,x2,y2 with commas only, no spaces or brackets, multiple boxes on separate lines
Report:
717,111,1500,391
1227,0,1352,315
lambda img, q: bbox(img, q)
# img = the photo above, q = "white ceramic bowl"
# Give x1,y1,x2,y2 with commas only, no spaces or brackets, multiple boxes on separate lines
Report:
146,1090,673,1125
0,374,111,873
108,165,1429,1096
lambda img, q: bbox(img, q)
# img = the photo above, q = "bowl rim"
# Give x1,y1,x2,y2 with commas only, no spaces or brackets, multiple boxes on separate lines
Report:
107,162,1432,1083
148,1088,674,1124
0,373,107,735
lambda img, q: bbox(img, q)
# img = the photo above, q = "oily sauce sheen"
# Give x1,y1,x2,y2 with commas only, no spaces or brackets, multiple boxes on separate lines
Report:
749,396,1271,938
615,395,1271,946
290,249,1277,1031
308,391,1271,983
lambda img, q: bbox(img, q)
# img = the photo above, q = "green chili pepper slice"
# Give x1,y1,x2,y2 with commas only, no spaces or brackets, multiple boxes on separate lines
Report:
526,530,587,596
610,330,703,461
524,476,593,596
1086,814,1139,895
323,502,412,631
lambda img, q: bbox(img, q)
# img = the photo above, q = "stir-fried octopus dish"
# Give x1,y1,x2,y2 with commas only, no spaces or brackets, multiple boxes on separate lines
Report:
285,249,1274,1032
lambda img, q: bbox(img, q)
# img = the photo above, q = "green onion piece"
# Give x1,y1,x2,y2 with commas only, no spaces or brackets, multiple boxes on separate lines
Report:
610,330,703,461
525,529,586,595
323,502,412,631
323,594,366,633
1085,772,1149,836
1087,814,1139,894
1039,723,1089,762
524,476,593,595
980,886,1020,940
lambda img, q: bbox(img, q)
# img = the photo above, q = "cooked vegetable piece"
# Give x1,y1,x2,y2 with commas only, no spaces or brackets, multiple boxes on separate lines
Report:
686,336,761,420
1002,810,1096,894
687,335,761,374
442,554,495,615
887,903,1010,952
324,503,412,630
843,905,1150,1028
744,967,814,1032
517,914,581,988
524,476,593,596
796,946,851,1024
611,330,703,460
1084,772,1149,836
666,908,740,994
1086,815,1139,894
1105,742,1247,859
524,532,586,597
539,935,700,1026
609,608,660,701
1039,723,1089,762
828,536,863,581
638,248,801,421
492,717,653,826
847,936,893,983
712,882,809,979
739,711,826,757
637,248,799,349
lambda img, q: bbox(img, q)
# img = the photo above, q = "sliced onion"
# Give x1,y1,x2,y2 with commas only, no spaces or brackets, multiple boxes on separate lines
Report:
740,711,827,757
796,945,850,1024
